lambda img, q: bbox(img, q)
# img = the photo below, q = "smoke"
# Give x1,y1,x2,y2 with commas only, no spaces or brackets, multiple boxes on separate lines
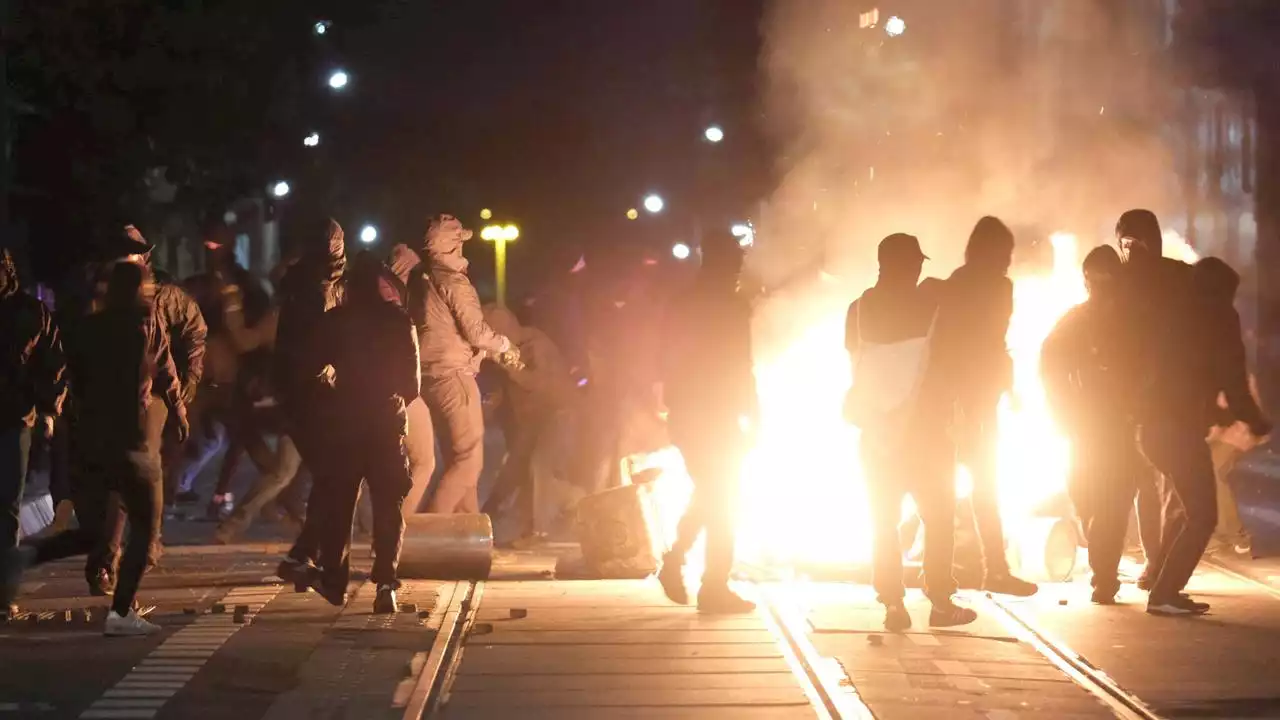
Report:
751,0,1179,296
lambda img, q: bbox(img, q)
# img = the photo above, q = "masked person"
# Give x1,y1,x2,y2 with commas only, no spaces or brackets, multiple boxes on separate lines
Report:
1194,257,1269,558
405,215,512,515
656,230,757,614
301,252,419,612
1042,246,1145,604
0,249,67,620
481,305,576,544
1,261,188,636
273,218,347,589
929,216,1036,597
1117,210,1271,615
90,226,206,595
846,234,976,631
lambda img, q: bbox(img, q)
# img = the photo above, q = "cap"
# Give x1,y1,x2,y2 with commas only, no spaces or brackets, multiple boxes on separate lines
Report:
107,225,154,259
877,233,928,266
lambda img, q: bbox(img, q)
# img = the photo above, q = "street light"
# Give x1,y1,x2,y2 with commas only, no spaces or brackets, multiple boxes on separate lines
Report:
328,70,349,90
303,132,321,147
480,208,493,220
360,225,378,244
704,125,724,143
731,222,754,247
643,194,665,214
672,242,691,260
886,16,906,36
626,208,639,220
314,20,330,36
480,223,520,306
271,181,291,198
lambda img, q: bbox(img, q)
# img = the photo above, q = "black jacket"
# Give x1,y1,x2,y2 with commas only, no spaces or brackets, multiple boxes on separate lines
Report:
153,269,207,404
1041,299,1134,442
0,249,68,430
273,220,347,417
66,305,183,451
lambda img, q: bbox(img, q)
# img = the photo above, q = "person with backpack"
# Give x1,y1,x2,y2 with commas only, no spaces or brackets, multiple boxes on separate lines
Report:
846,233,976,631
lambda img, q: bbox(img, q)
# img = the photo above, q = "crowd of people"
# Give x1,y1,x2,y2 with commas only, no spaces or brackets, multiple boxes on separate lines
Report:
0,203,1272,634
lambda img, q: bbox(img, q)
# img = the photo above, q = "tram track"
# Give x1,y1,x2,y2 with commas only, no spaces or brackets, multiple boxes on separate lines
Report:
973,592,1163,720
402,580,483,720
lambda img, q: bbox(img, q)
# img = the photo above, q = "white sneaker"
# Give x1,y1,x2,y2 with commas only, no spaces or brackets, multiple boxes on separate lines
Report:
104,609,161,637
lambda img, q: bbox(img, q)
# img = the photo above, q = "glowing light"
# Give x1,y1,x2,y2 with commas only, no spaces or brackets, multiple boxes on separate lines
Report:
328,70,349,90
643,194,665,214
731,223,754,247
271,181,291,198
359,225,378,244
886,16,906,36
314,20,330,36
704,125,725,143
480,208,493,220
480,224,520,243
626,208,639,220
303,132,320,147
223,210,237,224
671,242,691,260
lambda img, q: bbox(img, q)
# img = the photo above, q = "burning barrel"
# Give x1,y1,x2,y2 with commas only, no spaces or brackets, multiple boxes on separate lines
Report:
1009,516,1080,583
398,514,494,580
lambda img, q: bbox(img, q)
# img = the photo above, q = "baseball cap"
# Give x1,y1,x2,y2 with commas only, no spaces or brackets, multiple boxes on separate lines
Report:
877,233,929,265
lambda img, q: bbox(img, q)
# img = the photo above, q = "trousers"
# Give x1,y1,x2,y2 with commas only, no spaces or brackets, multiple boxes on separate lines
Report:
33,441,161,616
1210,440,1249,545
1068,431,1143,595
1139,423,1217,601
423,373,484,515
955,400,1010,578
92,401,170,579
0,428,32,553
217,435,304,537
401,398,437,518
668,420,745,589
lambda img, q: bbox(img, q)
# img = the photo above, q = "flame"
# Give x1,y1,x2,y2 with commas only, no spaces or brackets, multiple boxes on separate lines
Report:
647,231,1199,573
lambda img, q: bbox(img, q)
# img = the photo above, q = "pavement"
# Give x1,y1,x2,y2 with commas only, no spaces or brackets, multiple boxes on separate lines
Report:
6,443,1280,719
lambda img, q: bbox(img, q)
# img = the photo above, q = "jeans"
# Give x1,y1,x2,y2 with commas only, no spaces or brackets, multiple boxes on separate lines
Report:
424,373,484,515
956,400,1010,578
33,441,161,616
1,427,33,553
1068,432,1143,595
93,402,169,578
316,431,411,588
667,419,745,589
217,435,304,537
483,410,552,532
1210,440,1249,545
1140,424,1217,601
862,432,958,606
401,398,436,518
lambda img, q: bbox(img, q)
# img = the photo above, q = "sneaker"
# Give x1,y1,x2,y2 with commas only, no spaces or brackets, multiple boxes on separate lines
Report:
1235,540,1254,557
984,574,1038,597
657,554,689,606
104,609,161,637
206,494,235,522
2,603,17,622
929,600,978,628
277,558,315,593
1147,594,1210,616
1136,573,1153,591
308,572,348,607
884,603,912,632
176,491,201,505
373,584,399,614
1091,588,1118,605
697,585,755,615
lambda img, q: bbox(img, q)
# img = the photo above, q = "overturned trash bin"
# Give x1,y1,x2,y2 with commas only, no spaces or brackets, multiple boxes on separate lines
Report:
398,514,494,580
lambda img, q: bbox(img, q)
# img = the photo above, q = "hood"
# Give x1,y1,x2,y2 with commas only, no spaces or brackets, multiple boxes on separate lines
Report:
1194,256,1240,302
1116,209,1163,256
315,218,346,282
0,248,18,300
388,243,423,283
423,214,472,273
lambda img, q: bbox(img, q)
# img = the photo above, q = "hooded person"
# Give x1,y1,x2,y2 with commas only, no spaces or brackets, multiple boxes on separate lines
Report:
272,218,348,589
0,249,67,620
1,261,187,636
301,251,420,611
404,214,512,515
1041,245,1147,604
656,229,758,615
87,226,207,595
925,216,1037,598
480,304,576,543
843,233,976,631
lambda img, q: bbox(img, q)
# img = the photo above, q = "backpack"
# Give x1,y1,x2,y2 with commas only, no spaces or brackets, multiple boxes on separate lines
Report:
843,299,937,444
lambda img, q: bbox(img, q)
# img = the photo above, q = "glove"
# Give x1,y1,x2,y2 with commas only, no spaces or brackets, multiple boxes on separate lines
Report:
498,345,525,372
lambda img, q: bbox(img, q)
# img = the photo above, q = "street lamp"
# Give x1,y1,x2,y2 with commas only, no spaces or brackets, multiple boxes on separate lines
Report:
480,223,520,306
303,132,321,147
271,181,291,198
704,125,724,143
672,242,691,260
480,208,493,220
360,225,378,244
314,20,330,36
886,16,906,36
328,70,349,90
626,208,639,220
731,222,754,247
643,194,665,214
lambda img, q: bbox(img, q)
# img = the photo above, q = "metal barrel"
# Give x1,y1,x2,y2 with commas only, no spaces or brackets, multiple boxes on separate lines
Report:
1011,516,1080,583
398,514,494,580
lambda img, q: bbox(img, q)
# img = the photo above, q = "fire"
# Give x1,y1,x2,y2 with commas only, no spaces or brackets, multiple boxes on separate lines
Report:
646,231,1199,576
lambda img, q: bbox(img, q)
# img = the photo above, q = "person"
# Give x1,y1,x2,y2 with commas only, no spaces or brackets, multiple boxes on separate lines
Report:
381,243,436,519
656,230,757,614
1117,210,1270,615
1,261,188,636
0,249,67,620
844,233,976,630
405,214,512,515
1041,246,1144,604
305,252,420,612
90,226,206,595
481,304,577,544
930,216,1037,597
1194,257,1269,557
273,218,347,588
